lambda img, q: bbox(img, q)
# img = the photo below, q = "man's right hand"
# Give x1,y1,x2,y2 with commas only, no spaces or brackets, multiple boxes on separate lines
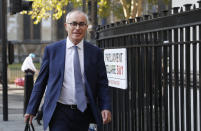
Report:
24,114,34,124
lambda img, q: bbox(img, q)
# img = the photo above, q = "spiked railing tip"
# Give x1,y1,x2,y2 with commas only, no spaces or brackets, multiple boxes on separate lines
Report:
173,7,180,14
184,4,192,11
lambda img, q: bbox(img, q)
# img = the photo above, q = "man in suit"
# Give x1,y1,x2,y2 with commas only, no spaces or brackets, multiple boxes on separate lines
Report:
24,10,111,131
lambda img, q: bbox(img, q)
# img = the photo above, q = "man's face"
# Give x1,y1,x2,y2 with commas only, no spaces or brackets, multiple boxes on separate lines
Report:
65,12,88,45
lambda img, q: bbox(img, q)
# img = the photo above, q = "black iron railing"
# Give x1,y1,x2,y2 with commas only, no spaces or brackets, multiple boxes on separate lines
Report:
96,2,201,131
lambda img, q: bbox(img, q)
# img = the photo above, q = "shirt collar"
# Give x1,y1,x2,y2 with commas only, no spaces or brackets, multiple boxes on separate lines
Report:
66,37,83,50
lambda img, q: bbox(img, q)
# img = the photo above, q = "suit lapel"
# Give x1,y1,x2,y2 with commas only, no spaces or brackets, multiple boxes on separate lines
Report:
60,40,66,80
84,41,90,74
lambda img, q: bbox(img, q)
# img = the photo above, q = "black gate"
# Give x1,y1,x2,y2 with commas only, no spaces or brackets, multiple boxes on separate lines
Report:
96,2,201,131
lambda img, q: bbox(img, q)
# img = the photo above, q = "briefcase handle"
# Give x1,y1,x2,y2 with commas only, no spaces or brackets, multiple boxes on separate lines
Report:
24,118,35,131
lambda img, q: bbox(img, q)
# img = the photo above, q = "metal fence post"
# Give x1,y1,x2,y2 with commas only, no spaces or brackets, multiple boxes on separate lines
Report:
1,0,8,121
24,71,34,114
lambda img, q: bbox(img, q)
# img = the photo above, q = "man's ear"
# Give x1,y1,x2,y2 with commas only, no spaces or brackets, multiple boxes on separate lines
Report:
64,23,68,31
64,23,67,28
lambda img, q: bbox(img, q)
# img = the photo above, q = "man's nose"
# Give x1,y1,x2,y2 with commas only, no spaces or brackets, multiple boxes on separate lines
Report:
75,25,81,29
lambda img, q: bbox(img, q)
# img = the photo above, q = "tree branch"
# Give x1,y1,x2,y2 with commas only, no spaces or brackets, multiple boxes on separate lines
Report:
120,0,129,19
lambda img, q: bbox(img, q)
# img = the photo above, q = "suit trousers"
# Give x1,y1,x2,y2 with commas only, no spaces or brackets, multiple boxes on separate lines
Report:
49,102,90,131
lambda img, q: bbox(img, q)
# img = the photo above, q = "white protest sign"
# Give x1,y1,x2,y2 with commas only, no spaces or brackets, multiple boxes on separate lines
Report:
104,48,127,89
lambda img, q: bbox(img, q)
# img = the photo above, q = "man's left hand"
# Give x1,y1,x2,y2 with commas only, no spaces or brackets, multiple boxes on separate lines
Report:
101,110,112,124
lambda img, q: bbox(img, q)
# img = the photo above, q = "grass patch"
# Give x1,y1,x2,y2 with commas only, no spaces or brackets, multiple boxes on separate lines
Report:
8,63,40,83
8,63,41,69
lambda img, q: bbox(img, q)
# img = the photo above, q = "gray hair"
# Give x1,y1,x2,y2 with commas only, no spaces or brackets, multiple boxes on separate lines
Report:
66,10,89,24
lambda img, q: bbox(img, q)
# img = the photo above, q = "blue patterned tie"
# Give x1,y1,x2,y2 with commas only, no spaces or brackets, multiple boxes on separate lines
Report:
73,46,87,112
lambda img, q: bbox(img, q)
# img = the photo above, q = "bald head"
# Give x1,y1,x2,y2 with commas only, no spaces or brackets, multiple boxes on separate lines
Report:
66,10,89,24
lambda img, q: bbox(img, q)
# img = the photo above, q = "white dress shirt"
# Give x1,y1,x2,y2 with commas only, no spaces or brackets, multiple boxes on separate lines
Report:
58,37,85,105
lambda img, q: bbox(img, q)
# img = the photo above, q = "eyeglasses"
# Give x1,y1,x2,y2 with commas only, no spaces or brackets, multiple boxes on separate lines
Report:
67,22,87,28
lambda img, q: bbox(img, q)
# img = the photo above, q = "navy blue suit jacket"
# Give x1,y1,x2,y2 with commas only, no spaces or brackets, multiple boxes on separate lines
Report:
26,40,111,130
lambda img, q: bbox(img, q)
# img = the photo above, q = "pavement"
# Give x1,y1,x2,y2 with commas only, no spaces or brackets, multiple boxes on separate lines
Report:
0,84,44,131
0,85,96,131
